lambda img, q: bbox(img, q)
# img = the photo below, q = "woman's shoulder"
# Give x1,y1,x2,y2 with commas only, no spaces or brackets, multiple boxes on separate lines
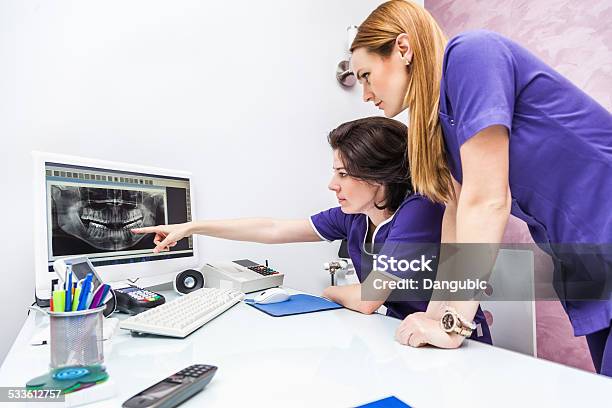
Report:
397,193,444,212
386,194,444,241
443,30,514,68
310,206,364,242
441,30,524,92
394,194,445,224
446,29,509,51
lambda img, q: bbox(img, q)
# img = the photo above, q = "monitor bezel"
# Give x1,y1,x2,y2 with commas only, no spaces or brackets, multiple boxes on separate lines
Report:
33,151,199,302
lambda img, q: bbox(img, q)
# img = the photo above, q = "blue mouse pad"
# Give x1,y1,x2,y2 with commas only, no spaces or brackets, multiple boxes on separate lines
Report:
356,396,412,408
244,294,342,317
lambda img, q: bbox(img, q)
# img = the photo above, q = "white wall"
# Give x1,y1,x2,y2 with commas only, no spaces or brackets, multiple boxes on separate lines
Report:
0,0,419,365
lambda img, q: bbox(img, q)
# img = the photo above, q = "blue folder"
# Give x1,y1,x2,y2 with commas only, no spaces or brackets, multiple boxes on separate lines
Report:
244,294,342,317
356,396,412,408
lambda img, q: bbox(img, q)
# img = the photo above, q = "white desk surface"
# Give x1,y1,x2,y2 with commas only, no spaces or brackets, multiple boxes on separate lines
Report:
1,287,609,407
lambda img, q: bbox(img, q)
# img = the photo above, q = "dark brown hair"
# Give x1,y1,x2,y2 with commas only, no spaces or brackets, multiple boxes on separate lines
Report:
328,116,413,212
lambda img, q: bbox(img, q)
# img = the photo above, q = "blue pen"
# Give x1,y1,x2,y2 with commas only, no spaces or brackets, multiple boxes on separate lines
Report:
65,267,73,312
85,292,94,309
99,285,112,305
77,273,93,311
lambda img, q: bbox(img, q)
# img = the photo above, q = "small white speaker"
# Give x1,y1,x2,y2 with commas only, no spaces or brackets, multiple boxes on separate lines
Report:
174,269,205,295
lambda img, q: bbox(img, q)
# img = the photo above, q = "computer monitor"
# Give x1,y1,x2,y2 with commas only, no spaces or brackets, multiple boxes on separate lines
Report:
33,152,199,303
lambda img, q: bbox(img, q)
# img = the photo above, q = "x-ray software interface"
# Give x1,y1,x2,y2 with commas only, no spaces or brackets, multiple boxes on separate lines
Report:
45,162,193,272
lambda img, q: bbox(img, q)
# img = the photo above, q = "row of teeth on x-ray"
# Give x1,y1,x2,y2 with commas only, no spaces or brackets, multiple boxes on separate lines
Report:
85,220,145,242
80,207,144,228
87,221,142,242
85,218,144,230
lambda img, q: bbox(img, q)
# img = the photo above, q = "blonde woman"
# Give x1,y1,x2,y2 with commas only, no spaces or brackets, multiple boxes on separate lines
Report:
349,0,612,376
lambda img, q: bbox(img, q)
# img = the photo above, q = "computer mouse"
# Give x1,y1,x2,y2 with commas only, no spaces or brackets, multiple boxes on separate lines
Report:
253,288,290,304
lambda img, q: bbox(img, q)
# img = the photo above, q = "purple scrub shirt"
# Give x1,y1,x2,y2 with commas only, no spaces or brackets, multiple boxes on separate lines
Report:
311,194,492,344
438,30,612,337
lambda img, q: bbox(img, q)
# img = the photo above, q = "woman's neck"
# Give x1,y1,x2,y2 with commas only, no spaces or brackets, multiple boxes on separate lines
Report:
366,208,393,228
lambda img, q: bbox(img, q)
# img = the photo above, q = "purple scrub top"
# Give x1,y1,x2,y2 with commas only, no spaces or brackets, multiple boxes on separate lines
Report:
439,30,612,336
311,194,492,344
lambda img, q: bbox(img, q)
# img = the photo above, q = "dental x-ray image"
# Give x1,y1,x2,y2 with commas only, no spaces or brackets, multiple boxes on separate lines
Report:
50,185,166,255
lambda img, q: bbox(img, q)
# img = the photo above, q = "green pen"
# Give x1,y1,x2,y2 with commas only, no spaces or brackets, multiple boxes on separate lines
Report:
72,288,81,311
53,290,65,314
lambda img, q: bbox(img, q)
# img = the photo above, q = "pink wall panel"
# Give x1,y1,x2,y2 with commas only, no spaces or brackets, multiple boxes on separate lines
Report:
426,0,611,110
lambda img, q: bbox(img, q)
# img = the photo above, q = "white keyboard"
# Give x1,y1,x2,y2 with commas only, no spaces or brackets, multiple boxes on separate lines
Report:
119,288,245,338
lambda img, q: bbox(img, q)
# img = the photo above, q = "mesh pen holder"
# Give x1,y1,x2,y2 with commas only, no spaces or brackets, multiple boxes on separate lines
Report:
48,306,105,369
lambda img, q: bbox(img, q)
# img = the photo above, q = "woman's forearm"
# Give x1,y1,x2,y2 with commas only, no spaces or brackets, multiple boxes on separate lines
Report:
441,202,457,244
446,191,511,322
187,218,319,244
455,188,511,243
425,205,457,319
323,284,384,315
426,192,510,323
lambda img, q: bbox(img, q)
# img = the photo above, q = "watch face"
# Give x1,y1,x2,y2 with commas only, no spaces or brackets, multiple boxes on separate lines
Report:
442,312,455,331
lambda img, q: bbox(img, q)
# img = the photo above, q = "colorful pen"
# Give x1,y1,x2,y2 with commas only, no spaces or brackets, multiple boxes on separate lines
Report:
53,290,65,314
72,288,81,311
65,269,73,312
77,274,93,311
85,292,94,309
100,285,112,305
89,284,108,309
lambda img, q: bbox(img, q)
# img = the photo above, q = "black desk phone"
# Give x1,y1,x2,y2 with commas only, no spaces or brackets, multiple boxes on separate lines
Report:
115,285,166,315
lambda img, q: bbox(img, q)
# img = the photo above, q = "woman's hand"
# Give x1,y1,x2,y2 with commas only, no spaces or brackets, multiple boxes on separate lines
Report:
395,312,464,349
131,222,193,253
395,312,430,347
322,286,334,300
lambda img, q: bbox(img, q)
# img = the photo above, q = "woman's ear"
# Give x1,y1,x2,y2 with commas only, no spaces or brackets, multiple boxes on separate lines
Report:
374,184,387,201
395,33,413,65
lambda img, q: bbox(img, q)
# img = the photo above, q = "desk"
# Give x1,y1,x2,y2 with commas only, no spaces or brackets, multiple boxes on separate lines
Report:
0,287,609,407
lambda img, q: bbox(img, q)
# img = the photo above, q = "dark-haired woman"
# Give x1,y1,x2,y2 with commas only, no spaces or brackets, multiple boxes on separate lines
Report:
133,116,492,345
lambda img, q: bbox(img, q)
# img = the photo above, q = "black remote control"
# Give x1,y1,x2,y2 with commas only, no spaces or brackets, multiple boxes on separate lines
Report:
122,364,217,408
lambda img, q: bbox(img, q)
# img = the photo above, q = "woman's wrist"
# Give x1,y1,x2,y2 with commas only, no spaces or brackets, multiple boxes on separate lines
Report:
184,220,199,235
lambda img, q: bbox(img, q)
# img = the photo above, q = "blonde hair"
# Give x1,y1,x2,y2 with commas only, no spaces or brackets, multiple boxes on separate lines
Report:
351,0,452,204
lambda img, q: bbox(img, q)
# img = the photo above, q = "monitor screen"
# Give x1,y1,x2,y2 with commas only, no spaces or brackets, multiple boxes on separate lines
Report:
45,162,193,271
